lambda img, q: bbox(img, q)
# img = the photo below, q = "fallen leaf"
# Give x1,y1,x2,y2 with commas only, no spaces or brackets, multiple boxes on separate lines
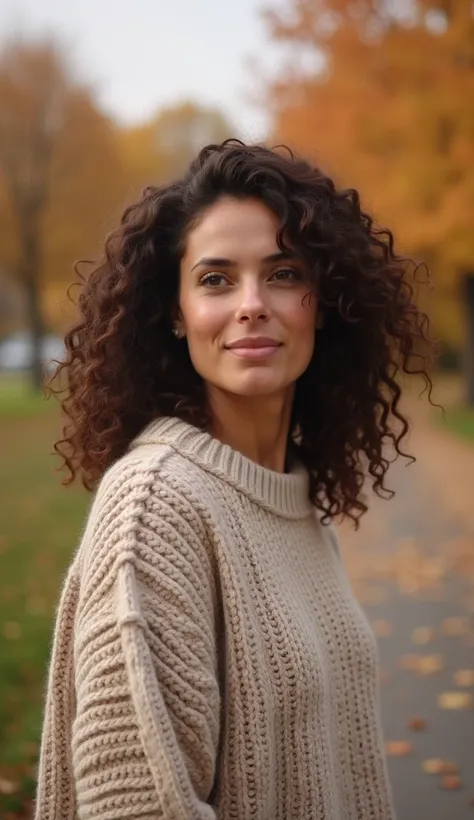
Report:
399,653,421,671
422,758,445,775
26,596,46,616
438,692,473,710
3,621,21,640
0,777,18,795
385,740,413,757
407,717,427,731
440,761,460,775
416,654,444,676
412,627,435,645
442,617,470,636
439,775,463,790
453,669,474,687
371,620,393,638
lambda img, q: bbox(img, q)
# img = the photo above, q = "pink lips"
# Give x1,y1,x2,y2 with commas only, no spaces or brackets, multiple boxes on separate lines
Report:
225,337,282,360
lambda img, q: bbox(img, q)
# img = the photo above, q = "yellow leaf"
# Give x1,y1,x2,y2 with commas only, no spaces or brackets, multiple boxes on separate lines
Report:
416,655,444,676
438,692,473,710
385,740,413,757
0,777,18,795
411,627,435,645
442,617,470,636
422,758,444,775
371,620,393,638
453,669,474,687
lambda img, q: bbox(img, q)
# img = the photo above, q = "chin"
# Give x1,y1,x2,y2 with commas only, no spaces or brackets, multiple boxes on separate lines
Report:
225,374,289,398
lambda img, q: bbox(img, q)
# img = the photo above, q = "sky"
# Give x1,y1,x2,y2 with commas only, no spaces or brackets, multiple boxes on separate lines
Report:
0,0,277,139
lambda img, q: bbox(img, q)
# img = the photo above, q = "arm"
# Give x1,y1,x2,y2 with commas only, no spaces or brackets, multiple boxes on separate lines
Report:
36,462,221,819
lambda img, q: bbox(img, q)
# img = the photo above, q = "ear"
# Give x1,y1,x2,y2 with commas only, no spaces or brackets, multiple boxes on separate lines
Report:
172,307,186,339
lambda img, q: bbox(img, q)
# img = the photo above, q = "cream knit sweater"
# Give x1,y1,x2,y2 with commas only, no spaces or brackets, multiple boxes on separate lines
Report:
35,416,395,820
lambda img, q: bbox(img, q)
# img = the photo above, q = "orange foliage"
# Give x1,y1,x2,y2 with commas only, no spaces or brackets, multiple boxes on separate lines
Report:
263,0,474,343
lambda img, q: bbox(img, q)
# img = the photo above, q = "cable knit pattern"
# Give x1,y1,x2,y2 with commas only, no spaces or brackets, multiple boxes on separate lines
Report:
35,416,395,820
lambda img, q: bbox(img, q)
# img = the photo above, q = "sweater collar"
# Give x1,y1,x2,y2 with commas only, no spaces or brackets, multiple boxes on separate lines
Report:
131,416,313,520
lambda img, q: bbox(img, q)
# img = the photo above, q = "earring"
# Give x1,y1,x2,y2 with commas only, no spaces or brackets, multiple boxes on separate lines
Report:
172,327,179,338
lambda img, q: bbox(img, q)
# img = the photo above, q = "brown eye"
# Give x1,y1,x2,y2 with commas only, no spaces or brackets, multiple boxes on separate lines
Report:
200,273,228,287
272,268,302,282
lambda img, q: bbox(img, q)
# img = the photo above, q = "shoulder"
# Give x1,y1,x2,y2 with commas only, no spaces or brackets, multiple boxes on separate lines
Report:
316,514,342,561
76,445,214,582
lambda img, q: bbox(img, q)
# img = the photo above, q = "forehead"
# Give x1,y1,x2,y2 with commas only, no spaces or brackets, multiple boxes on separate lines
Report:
183,197,282,262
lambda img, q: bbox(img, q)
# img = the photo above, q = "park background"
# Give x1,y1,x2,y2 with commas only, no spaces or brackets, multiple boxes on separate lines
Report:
0,0,473,817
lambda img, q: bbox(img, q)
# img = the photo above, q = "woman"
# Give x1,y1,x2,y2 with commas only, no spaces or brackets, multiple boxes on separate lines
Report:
36,140,433,819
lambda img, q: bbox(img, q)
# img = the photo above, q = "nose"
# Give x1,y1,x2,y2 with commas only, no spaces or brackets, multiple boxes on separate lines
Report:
235,279,269,323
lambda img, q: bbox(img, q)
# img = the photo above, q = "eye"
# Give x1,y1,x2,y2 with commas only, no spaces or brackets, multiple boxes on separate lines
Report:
199,272,228,288
271,267,303,283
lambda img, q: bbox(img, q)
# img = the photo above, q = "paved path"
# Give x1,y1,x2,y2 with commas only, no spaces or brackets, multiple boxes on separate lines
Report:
338,398,474,819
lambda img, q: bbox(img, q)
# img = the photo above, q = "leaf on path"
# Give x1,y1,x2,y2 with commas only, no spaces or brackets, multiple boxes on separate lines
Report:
422,759,445,775
371,620,393,638
3,621,21,640
399,653,421,671
407,717,427,731
442,617,470,636
438,692,473,710
0,777,18,795
416,654,445,676
453,669,474,687
412,627,435,645
385,741,413,757
398,653,444,675
439,775,463,790
440,762,460,775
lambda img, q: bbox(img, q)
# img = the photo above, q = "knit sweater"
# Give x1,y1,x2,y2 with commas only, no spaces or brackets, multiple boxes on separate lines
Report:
35,416,395,820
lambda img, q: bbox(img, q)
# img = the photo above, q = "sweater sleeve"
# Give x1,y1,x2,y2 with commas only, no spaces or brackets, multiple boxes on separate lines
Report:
36,462,221,820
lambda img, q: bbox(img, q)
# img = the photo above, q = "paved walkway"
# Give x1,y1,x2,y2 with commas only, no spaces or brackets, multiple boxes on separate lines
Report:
337,394,474,819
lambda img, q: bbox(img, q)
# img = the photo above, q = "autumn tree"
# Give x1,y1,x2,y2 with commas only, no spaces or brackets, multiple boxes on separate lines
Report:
261,0,474,391
0,37,127,389
121,100,234,192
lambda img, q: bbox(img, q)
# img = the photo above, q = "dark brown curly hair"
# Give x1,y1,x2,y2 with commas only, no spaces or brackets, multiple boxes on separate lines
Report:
49,139,435,525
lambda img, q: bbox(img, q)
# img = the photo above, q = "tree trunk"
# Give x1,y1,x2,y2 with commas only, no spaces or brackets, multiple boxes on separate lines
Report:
21,222,45,393
464,273,474,407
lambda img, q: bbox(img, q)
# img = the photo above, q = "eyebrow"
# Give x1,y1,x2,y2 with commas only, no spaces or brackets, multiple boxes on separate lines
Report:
190,251,297,272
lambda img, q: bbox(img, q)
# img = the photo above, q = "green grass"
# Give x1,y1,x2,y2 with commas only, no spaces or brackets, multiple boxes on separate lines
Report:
0,373,54,420
0,377,88,817
439,405,474,443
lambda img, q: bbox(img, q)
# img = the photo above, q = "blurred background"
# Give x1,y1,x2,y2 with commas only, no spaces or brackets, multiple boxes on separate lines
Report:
0,0,473,817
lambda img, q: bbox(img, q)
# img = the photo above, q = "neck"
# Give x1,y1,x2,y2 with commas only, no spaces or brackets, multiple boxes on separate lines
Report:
207,387,295,473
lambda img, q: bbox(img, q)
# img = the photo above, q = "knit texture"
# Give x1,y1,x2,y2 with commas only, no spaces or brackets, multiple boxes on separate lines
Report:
35,416,395,820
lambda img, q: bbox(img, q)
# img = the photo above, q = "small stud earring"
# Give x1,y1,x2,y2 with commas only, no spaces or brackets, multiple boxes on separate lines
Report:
172,327,179,338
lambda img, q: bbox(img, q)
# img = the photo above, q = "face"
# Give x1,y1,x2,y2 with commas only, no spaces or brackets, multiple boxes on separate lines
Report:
177,196,317,402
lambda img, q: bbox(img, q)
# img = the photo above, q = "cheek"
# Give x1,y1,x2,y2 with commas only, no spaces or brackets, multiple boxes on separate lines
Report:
181,298,227,344
283,292,317,335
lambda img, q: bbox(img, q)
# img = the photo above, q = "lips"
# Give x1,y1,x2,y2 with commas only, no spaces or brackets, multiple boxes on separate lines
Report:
226,337,281,350
225,337,282,360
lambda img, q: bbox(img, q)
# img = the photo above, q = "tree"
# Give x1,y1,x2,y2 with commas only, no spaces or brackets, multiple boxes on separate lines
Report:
261,0,474,357
0,37,128,388
121,100,234,192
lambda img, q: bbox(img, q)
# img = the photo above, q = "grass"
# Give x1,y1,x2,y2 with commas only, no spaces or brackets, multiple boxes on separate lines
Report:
0,373,53,420
0,375,87,817
438,405,474,443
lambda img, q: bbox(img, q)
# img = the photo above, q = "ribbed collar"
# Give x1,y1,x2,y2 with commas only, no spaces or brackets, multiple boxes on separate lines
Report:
131,416,313,520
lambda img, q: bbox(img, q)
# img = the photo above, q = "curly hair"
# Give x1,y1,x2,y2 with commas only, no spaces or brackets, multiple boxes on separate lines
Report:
49,139,435,525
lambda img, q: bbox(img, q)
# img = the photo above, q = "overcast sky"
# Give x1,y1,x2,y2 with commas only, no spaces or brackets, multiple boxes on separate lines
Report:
0,0,276,138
